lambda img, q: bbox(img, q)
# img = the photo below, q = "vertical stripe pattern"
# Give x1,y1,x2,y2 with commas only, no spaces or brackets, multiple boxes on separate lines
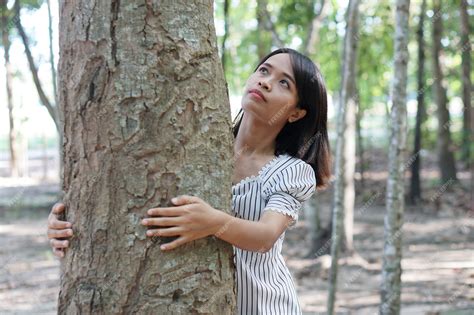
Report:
231,154,316,315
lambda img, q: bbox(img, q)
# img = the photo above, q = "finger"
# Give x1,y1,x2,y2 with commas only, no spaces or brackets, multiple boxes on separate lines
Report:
53,247,65,258
147,206,186,217
50,238,69,249
146,227,183,237
52,202,65,215
47,228,73,239
171,195,201,206
141,217,180,227
49,218,72,229
160,236,189,251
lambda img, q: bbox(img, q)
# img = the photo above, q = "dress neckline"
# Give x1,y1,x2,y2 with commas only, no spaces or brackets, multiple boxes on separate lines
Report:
232,154,285,188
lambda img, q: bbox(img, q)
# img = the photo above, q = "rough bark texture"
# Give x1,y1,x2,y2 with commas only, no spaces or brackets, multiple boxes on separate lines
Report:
410,0,426,204
432,0,457,183
327,0,359,312
380,0,409,313
1,0,19,177
57,1,236,314
460,0,471,166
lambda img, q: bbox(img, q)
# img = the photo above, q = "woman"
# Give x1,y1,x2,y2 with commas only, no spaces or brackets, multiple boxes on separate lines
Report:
47,47,331,314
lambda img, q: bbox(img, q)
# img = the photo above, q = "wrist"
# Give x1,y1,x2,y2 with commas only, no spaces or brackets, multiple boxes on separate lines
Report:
211,209,232,238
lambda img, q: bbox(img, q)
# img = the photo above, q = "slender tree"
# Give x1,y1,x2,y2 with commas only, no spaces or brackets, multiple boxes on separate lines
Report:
410,0,426,204
14,0,59,132
256,0,266,60
220,0,230,73
380,0,410,313
460,0,471,167
57,1,235,313
302,0,327,56
45,0,58,106
432,0,457,182
1,0,19,177
327,0,359,312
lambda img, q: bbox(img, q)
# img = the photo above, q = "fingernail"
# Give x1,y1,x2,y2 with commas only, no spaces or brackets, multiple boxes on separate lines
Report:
141,219,147,225
171,197,178,203
146,231,153,236
66,223,72,228
160,245,166,250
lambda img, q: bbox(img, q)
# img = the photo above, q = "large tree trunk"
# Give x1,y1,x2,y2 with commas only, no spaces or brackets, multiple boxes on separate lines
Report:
327,0,359,312
432,0,457,183
460,0,471,167
57,1,236,313
1,0,19,177
410,0,426,204
380,0,409,313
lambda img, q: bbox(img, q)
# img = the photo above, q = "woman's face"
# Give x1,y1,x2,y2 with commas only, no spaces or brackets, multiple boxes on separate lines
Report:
241,53,304,126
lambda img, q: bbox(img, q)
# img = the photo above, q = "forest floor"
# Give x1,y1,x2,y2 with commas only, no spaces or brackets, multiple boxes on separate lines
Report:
0,166,472,314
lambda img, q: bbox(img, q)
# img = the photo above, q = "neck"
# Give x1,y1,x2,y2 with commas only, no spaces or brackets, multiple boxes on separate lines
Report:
234,112,279,158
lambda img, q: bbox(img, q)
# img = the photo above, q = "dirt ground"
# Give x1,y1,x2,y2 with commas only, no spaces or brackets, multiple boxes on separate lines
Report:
0,173,472,314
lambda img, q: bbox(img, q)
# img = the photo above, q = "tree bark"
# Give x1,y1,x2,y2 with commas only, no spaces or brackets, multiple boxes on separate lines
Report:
327,0,359,312
380,0,409,313
57,1,236,313
460,0,471,167
1,0,19,177
410,0,426,204
432,0,457,183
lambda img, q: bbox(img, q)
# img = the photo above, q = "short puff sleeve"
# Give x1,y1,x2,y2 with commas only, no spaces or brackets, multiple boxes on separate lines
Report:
262,160,316,228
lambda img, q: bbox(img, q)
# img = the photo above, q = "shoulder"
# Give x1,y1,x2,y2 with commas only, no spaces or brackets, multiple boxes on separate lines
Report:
262,154,316,200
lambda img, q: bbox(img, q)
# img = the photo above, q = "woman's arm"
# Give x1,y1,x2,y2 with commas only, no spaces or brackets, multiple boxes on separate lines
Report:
213,210,292,253
142,195,293,252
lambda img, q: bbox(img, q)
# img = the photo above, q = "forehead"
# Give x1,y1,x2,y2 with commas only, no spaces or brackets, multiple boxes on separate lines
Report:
263,53,294,76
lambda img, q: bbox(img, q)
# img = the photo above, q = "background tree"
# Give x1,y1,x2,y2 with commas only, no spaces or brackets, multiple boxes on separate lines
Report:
459,0,471,167
1,0,19,177
432,0,457,183
410,0,426,204
57,1,235,313
327,0,360,312
14,0,58,132
380,0,409,313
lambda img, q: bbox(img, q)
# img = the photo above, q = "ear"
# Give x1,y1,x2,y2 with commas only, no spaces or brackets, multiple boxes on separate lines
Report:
288,108,306,123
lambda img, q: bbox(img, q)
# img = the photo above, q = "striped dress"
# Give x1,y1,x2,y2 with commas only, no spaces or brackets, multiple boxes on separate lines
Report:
231,153,317,315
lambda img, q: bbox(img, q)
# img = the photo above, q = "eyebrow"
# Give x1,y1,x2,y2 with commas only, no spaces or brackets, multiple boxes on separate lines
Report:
261,62,296,86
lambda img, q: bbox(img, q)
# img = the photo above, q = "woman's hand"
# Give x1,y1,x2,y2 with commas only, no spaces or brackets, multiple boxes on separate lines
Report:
47,202,73,258
141,195,224,251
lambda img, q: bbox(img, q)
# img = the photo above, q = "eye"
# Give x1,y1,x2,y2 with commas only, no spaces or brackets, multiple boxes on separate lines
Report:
258,67,268,74
280,79,290,88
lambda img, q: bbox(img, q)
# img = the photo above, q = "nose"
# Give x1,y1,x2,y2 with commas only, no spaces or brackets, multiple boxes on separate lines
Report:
258,79,271,91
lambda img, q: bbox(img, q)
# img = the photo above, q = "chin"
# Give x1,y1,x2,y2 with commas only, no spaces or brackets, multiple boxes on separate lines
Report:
240,104,270,124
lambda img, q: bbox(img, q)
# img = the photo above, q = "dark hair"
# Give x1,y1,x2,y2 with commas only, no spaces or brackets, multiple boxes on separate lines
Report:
232,48,331,189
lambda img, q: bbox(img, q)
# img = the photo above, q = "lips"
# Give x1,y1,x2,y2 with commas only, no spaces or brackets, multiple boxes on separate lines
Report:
248,89,266,102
